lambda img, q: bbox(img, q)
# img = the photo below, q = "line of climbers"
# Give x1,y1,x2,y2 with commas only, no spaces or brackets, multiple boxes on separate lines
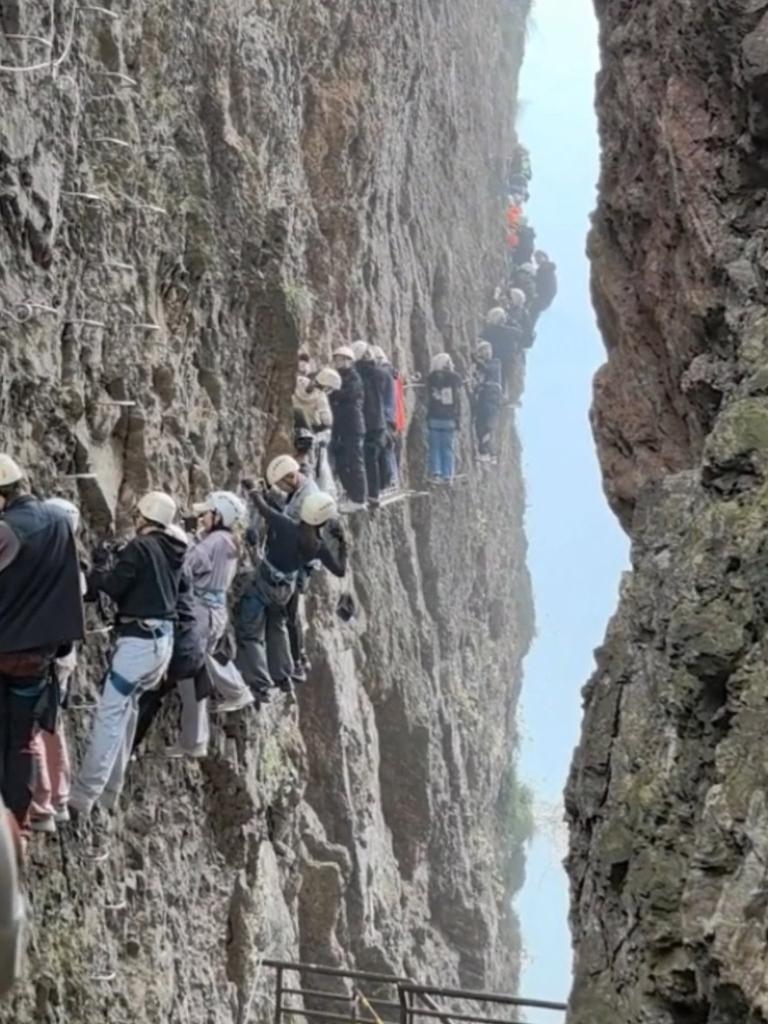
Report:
0,452,348,845
0,145,556,852
293,341,406,513
424,141,558,483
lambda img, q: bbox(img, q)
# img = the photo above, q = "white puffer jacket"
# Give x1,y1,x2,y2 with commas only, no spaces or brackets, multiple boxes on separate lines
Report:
293,376,333,430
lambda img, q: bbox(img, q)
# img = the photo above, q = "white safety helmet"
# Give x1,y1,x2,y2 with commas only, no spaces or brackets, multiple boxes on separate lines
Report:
332,345,355,361
486,307,507,325
44,497,80,534
369,345,387,364
300,491,337,526
205,491,247,528
137,491,177,527
315,367,342,391
476,340,493,361
0,455,23,488
351,340,369,361
508,288,527,308
430,353,453,373
518,262,537,276
266,455,301,488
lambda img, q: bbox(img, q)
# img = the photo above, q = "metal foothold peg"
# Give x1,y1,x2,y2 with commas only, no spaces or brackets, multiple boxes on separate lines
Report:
97,400,136,407
78,5,120,18
61,191,108,203
91,136,131,148
90,970,116,982
4,33,53,47
61,473,97,480
25,302,58,316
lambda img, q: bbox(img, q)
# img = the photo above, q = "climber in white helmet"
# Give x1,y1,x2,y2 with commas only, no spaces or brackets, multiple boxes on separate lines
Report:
266,454,318,521
27,498,86,835
0,796,25,997
293,366,339,436
0,455,84,839
330,347,367,511
426,354,463,484
235,487,348,704
134,522,208,759
69,491,185,823
185,490,254,721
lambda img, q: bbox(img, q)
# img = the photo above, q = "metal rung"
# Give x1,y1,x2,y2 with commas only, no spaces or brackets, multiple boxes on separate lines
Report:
280,1009,367,1024
264,960,410,986
79,5,120,18
406,1008,527,1024
282,989,401,1012
400,986,566,1013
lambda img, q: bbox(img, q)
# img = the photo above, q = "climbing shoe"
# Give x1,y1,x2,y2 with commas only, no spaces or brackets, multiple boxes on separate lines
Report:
213,690,255,714
29,815,56,835
165,743,207,759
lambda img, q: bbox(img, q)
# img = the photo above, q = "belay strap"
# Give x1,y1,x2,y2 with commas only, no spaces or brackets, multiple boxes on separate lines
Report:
108,670,137,698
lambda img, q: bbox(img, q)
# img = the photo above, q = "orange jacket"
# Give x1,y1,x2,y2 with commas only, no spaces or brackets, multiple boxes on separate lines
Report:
506,204,522,230
394,373,407,433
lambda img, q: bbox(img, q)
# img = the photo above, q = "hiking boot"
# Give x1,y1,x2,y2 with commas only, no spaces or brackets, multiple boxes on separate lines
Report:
368,497,380,511
30,814,57,835
54,805,71,825
165,743,208,759
276,679,296,704
252,686,270,707
291,664,308,684
213,689,255,714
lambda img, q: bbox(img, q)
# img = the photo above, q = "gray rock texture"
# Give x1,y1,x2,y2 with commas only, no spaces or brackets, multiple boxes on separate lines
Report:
569,2,768,1021
0,1,533,1020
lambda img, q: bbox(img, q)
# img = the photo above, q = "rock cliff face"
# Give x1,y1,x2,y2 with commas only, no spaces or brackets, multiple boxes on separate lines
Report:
568,2,768,1021
0,1,533,1021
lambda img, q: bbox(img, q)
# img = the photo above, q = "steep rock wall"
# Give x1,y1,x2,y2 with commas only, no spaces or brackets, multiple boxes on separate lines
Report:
0,1,533,1021
568,2,768,1022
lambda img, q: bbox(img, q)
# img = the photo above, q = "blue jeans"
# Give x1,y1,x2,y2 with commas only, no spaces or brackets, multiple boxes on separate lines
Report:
428,419,456,480
70,624,173,814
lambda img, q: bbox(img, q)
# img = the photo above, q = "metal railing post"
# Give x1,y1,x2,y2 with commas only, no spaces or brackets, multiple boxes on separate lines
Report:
399,984,409,1024
274,966,284,1024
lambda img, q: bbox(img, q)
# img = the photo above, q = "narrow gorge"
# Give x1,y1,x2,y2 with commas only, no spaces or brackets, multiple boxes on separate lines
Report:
568,2,768,1022
0,2,535,1022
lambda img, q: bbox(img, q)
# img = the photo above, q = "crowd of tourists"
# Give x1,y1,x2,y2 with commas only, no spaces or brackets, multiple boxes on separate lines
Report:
0,141,558,999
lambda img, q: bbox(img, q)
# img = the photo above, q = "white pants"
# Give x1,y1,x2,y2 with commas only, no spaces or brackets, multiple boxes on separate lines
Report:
203,606,251,702
71,626,173,814
176,677,209,750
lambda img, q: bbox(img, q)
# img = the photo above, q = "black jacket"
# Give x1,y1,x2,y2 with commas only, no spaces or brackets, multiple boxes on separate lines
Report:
167,565,206,680
0,496,85,654
427,369,463,427
252,493,348,577
330,366,365,437
86,529,186,622
513,224,536,266
357,359,389,432
473,358,503,412
481,322,522,361
535,260,558,312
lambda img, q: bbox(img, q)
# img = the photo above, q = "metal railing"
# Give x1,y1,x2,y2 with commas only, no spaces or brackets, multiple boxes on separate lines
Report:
264,959,567,1024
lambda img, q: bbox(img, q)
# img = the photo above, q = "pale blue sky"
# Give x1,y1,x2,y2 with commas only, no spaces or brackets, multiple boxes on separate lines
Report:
514,0,629,1015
